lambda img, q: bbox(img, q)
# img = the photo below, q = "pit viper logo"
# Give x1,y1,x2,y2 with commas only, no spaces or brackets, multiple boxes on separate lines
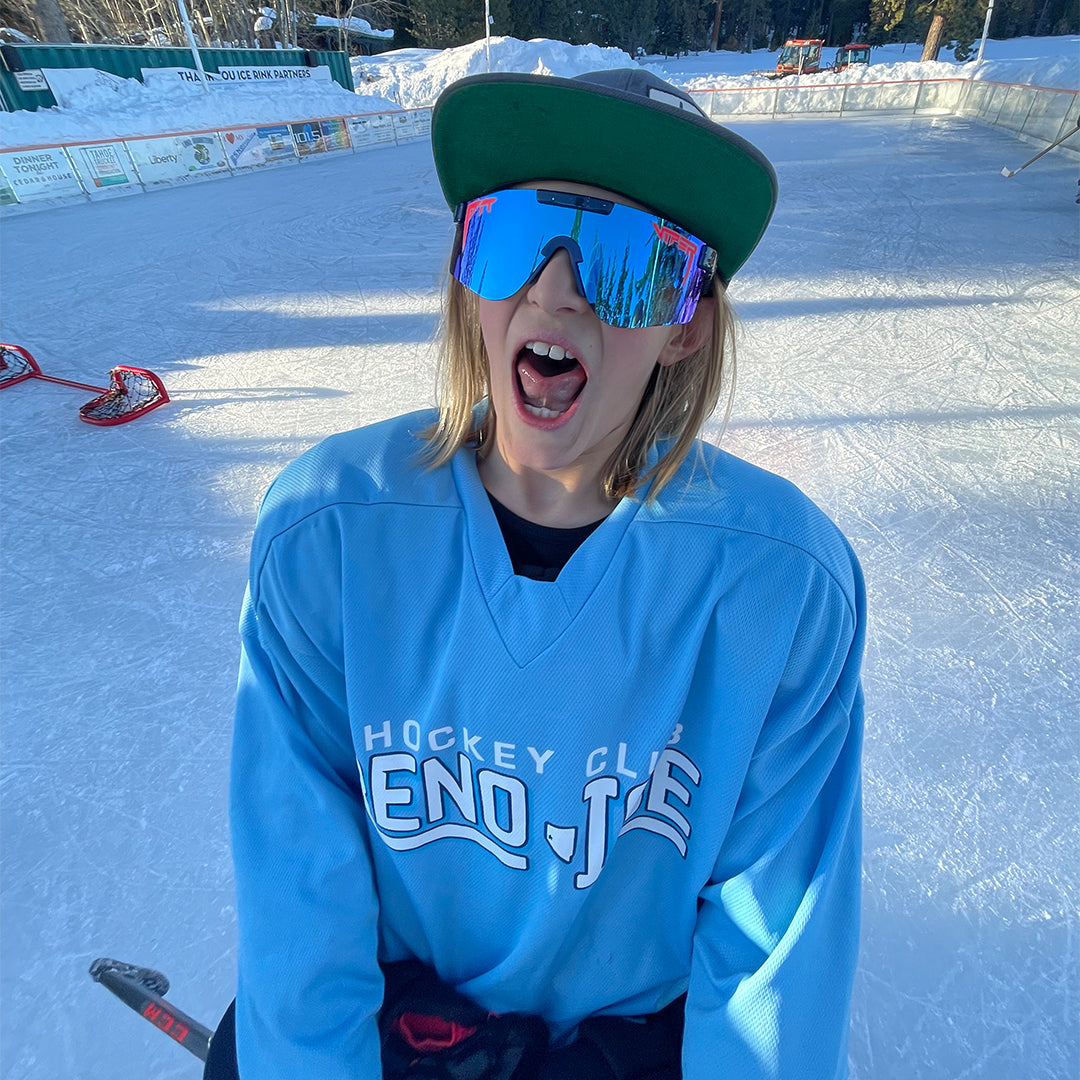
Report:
357,743,700,890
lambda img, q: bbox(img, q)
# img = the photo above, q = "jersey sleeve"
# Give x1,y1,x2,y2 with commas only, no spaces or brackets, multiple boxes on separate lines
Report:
230,508,384,1079
683,552,866,1080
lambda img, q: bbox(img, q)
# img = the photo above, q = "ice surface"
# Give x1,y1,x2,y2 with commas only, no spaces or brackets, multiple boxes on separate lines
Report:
1,40,1078,1080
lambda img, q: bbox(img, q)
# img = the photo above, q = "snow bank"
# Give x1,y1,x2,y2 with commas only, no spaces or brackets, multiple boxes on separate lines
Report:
312,15,394,40
676,58,965,92
0,74,399,150
357,36,635,108
648,36,1079,92
973,54,1079,90
1,33,1073,150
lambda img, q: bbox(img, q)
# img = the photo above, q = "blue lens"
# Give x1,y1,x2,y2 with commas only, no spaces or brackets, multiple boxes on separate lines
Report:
452,188,714,329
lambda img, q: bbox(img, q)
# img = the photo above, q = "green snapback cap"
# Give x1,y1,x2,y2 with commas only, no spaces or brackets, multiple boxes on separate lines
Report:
431,68,778,285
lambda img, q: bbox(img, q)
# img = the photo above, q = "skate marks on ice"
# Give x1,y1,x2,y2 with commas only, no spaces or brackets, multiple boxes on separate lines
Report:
709,117,1078,1080
0,142,445,1080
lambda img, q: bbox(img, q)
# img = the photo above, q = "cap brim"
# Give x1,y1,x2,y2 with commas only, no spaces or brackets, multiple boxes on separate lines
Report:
431,73,777,284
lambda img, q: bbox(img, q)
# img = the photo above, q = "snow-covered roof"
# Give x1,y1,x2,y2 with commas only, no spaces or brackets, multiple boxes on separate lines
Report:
310,15,394,41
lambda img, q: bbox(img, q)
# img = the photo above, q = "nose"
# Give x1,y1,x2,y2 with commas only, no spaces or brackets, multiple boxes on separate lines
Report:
525,247,591,316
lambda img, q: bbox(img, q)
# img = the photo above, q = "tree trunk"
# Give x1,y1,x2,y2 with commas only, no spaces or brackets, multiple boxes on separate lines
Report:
921,13,945,61
33,0,73,41
708,0,723,51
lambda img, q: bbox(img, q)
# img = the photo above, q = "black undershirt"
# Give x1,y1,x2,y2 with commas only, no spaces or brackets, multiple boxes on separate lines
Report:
487,493,608,582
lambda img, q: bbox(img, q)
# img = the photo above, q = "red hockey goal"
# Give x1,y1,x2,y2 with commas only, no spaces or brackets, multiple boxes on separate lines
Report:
0,343,169,426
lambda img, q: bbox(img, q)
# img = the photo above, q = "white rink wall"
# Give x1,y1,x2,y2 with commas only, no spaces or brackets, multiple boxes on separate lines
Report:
689,77,1080,157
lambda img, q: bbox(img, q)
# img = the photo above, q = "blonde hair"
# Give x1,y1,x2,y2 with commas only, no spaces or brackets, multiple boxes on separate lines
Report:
423,273,737,503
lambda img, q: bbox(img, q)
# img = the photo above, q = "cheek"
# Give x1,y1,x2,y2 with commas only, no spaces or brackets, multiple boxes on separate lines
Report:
478,298,513,359
601,326,675,390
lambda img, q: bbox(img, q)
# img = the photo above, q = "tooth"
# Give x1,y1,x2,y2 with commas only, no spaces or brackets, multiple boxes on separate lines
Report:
530,342,550,357
548,345,566,361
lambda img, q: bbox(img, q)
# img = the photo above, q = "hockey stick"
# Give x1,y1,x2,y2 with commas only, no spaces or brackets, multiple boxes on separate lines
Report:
1001,116,1080,177
90,958,213,1062
0,343,169,425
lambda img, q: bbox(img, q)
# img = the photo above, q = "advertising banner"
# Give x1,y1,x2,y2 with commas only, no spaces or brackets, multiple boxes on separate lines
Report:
290,119,351,157
0,148,84,202
409,108,433,138
0,168,18,206
219,126,297,169
392,111,421,141
14,70,49,92
71,142,140,196
43,67,129,108
127,133,229,185
346,113,397,149
141,67,218,87
216,65,332,85
391,110,432,142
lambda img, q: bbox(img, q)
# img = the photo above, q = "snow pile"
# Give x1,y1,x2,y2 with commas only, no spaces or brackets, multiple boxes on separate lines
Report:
973,54,1079,90
0,73,399,149
1,33,1074,150
676,58,964,91
312,14,394,40
651,35,1079,92
357,36,635,108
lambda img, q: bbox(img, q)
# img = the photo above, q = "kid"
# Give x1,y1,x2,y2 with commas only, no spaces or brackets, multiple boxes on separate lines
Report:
227,68,866,1080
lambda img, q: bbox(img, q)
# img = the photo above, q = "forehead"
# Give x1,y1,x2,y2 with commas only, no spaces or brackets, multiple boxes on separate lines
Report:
510,179,652,215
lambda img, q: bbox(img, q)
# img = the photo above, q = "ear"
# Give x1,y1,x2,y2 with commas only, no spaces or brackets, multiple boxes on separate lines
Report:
657,296,716,368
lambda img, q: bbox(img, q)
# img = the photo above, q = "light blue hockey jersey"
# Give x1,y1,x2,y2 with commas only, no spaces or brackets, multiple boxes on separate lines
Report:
231,410,865,1080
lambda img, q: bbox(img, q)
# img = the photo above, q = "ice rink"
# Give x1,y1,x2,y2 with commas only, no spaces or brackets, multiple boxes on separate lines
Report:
2,113,1077,1079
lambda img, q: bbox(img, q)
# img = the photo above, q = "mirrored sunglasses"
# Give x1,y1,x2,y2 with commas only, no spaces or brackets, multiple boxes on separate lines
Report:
451,188,717,329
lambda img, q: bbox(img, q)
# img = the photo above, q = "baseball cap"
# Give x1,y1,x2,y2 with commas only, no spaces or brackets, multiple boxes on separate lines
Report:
430,68,778,285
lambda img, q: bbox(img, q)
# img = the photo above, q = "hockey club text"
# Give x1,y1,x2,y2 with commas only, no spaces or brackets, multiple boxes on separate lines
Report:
357,734,700,889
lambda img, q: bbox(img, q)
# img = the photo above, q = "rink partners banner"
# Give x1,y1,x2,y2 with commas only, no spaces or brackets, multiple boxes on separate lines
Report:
217,66,333,84
71,142,141,198
128,133,230,185
219,126,298,169
0,148,83,202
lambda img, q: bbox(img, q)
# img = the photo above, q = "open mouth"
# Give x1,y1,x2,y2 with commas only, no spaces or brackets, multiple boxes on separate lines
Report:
515,341,587,420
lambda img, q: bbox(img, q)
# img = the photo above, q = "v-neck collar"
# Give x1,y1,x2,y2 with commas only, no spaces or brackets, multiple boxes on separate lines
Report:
451,448,647,666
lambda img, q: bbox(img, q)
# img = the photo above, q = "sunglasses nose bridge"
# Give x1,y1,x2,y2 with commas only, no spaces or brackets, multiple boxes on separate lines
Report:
534,236,589,301
526,240,592,313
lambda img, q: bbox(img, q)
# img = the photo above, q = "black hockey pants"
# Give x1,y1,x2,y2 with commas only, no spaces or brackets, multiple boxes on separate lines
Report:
203,961,684,1080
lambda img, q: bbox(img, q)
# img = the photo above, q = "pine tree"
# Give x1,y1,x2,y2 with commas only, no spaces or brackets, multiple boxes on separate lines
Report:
654,0,705,54
868,0,907,41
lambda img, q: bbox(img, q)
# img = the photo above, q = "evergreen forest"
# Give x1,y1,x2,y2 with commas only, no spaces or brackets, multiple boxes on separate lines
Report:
2,0,1075,68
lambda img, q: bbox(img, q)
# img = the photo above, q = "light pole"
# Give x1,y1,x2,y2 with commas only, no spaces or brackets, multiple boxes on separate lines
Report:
976,0,996,63
485,0,492,72
176,0,211,92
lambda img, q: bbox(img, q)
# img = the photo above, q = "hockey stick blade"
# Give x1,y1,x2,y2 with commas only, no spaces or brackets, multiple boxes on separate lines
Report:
90,957,213,1062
